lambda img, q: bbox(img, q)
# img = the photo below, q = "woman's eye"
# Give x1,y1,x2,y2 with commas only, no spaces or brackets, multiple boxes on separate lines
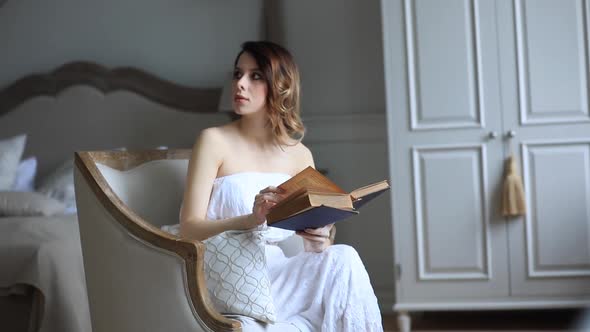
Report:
233,71,242,79
252,73,263,80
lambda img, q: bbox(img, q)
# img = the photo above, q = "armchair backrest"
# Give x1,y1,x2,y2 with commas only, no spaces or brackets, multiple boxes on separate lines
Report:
95,159,188,228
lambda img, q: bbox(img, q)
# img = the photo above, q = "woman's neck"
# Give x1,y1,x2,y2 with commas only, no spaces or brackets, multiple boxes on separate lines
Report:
236,112,275,148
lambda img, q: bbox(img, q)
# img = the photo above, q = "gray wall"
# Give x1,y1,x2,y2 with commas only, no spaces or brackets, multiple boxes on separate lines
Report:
267,0,386,116
0,0,264,88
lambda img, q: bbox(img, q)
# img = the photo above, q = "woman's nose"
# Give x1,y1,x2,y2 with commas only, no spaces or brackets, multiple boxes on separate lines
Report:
237,76,247,90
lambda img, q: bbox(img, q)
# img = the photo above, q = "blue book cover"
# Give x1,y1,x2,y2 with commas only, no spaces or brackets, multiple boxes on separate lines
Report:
269,206,359,231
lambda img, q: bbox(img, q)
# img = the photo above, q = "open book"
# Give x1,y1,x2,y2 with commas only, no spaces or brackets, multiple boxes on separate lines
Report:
266,166,390,230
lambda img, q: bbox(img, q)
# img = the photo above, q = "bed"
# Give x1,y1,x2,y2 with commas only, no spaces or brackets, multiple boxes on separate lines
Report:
0,61,230,331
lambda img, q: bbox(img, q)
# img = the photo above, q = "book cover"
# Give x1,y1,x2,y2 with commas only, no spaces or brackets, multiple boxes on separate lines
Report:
266,190,353,223
269,205,359,231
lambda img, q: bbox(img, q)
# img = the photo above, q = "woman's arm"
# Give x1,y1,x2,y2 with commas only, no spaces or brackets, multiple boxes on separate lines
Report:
179,128,263,241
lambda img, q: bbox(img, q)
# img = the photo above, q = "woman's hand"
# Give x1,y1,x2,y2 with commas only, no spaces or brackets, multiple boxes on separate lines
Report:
247,186,285,229
297,223,334,253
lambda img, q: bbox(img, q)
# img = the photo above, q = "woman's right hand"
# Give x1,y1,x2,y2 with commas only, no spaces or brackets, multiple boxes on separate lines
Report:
247,186,285,229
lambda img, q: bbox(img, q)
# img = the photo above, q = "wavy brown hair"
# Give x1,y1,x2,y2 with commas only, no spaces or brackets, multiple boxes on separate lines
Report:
235,41,305,146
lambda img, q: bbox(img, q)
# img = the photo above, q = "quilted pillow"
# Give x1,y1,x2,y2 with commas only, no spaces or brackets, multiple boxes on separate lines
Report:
0,191,66,217
0,135,27,190
203,230,277,323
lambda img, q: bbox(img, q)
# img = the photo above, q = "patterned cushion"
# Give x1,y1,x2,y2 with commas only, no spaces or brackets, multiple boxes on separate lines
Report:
203,230,276,323
0,135,27,190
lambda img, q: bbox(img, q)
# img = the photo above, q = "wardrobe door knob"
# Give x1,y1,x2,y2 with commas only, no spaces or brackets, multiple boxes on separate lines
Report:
488,131,498,139
506,130,516,138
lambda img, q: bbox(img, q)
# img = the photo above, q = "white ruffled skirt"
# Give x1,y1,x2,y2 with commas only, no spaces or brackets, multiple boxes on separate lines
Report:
265,244,383,332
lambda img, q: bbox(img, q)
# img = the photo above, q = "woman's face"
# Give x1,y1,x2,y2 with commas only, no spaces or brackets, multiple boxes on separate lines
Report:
232,52,268,115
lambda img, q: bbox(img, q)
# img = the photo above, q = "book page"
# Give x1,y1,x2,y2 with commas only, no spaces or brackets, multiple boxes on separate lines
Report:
350,180,390,200
278,166,346,196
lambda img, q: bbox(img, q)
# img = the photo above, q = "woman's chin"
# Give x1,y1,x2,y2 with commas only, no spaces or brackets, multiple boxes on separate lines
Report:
233,108,247,115
232,104,250,115
234,108,265,116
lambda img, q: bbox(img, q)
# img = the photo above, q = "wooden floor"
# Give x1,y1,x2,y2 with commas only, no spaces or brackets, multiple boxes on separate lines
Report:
381,309,588,331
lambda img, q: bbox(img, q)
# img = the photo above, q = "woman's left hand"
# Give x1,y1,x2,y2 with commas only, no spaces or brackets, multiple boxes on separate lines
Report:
296,223,334,253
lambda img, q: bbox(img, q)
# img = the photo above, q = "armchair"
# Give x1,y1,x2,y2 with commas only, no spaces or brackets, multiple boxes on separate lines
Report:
74,150,303,332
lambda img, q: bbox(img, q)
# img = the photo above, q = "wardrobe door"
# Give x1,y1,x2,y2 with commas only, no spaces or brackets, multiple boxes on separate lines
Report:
382,0,509,304
496,0,590,298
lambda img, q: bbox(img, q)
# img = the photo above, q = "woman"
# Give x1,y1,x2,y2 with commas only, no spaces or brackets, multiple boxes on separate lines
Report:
179,41,383,331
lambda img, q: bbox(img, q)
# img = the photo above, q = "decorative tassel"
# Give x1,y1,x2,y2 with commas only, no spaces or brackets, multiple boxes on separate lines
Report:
501,155,526,217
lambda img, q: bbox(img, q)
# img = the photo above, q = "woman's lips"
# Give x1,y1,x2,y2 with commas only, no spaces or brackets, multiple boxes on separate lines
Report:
234,96,249,103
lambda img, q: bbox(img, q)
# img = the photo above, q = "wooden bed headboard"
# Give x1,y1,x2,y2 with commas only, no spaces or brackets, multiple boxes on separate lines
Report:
0,61,230,179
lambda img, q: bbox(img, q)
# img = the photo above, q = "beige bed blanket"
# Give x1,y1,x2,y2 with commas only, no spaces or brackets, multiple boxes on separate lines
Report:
0,215,92,332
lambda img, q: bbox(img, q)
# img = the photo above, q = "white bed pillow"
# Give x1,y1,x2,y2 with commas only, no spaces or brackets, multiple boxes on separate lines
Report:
0,191,66,217
38,158,77,214
203,230,277,323
12,156,38,192
0,134,27,190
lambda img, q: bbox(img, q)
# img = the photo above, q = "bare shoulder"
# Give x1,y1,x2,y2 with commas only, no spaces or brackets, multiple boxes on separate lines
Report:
197,125,227,145
195,123,237,150
289,141,315,171
190,125,235,167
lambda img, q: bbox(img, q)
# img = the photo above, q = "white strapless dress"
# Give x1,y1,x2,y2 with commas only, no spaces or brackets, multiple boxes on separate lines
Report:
167,172,383,332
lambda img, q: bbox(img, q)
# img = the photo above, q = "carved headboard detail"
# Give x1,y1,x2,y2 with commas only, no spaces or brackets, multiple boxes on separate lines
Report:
0,61,228,178
0,61,221,115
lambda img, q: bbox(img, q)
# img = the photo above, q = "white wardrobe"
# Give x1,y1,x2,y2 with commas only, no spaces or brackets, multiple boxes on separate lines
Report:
381,0,590,330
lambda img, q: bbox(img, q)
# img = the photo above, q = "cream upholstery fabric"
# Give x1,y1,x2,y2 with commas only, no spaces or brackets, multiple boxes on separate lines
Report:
95,160,187,227
75,163,211,332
